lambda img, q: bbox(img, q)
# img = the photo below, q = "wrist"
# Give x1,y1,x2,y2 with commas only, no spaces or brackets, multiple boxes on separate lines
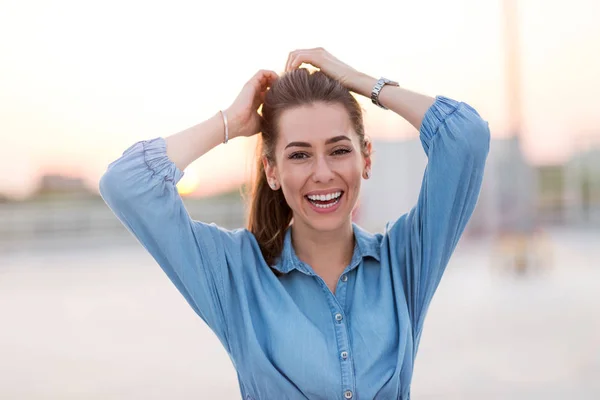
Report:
348,72,378,98
222,107,242,140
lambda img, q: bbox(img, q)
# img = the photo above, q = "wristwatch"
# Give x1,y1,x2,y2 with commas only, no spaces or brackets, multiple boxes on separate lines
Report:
371,77,399,110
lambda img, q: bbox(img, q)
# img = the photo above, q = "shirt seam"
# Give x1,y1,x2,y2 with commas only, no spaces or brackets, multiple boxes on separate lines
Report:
201,224,233,353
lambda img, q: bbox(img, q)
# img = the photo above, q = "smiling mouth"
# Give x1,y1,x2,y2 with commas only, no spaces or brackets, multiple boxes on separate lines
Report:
304,191,344,209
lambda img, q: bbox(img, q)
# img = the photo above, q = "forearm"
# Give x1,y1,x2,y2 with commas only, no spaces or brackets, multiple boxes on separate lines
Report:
165,111,226,172
350,72,436,132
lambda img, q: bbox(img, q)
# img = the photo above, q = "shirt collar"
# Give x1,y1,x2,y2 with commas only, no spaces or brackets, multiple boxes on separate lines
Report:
271,222,381,275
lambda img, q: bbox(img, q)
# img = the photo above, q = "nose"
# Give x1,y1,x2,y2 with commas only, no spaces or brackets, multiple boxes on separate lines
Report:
311,154,335,183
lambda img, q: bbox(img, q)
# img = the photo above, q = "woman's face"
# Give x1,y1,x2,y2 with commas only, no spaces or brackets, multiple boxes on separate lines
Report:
264,101,371,233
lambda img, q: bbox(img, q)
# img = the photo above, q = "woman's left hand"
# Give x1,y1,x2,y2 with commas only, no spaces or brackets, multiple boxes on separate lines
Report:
284,47,373,96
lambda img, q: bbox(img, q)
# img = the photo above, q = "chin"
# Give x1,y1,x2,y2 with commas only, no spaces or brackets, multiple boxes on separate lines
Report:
307,216,348,233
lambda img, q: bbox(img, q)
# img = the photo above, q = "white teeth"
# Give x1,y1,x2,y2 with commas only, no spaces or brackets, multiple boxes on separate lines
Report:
307,191,342,201
310,197,341,208
306,191,343,209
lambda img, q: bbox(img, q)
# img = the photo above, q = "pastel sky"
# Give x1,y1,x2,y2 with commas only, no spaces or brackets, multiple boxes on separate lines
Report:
1,0,599,198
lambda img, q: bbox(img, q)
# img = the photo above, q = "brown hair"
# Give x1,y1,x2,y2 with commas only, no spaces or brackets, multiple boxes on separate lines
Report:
245,68,369,268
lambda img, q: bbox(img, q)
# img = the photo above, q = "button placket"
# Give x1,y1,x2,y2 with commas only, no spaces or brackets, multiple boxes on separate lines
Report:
313,274,355,399
335,273,349,309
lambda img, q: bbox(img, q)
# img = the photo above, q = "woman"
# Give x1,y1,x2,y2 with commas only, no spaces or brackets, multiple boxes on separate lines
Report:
99,48,490,400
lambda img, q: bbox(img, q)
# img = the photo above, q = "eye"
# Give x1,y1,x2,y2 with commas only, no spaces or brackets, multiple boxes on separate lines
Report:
332,148,352,156
288,152,309,160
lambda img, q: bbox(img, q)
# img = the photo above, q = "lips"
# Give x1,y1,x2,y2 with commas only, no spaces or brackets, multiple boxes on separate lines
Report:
304,191,344,214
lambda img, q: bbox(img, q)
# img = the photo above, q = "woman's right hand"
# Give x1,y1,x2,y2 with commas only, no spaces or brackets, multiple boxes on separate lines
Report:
225,69,279,139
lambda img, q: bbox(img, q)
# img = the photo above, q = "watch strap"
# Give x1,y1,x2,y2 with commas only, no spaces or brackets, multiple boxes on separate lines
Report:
371,77,399,110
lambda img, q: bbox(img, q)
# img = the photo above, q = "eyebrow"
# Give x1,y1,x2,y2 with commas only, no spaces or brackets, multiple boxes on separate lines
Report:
284,135,351,150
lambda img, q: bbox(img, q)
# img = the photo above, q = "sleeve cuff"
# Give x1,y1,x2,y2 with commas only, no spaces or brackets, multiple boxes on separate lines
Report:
419,95,461,148
142,137,185,183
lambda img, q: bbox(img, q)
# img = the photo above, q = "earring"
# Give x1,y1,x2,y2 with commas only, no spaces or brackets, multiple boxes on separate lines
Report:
365,169,371,179
270,181,277,189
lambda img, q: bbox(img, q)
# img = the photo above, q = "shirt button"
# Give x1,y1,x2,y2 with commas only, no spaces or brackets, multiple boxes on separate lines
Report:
341,351,348,360
335,313,343,322
344,390,353,399
341,274,348,282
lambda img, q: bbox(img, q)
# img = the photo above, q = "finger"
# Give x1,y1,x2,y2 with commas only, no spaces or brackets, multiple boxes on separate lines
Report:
285,51,296,73
246,70,262,90
258,70,278,89
249,70,278,91
289,54,302,71
285,49,311,72
252,69,267,80
257,69,278,82
252,91,265,110
263,70,279,85
289,51,315,71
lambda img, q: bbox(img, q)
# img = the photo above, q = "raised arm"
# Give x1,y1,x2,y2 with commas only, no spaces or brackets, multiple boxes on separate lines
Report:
98,69,278,347
352,70,490,343
387,96,490,348
166,69,279,171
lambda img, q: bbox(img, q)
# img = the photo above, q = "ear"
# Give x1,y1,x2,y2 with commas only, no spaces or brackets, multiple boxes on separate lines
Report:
262,156,279,189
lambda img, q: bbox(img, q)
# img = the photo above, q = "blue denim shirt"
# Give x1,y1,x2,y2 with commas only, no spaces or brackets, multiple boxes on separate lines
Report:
99,96,490,400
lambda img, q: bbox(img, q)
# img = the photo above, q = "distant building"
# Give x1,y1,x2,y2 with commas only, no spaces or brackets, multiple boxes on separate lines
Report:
357,138,425,233
535,165,565,225
563,146,600,226
475,135,537,235
357,136,539,237
33,174,94,198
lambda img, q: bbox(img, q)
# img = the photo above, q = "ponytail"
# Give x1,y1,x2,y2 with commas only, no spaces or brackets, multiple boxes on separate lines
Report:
246,137,292,269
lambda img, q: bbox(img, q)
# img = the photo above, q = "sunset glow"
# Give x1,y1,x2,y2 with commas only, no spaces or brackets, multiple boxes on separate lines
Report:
176,168,201,197
1,0,599,199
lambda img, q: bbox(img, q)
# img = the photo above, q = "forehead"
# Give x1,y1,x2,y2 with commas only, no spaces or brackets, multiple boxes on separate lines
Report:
277,102,354,145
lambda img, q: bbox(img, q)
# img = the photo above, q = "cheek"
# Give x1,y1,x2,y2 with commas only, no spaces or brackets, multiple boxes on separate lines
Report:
349,174,362,195
280,163,310,186
279,171,304,201
349,165,365,193
344,160,363,182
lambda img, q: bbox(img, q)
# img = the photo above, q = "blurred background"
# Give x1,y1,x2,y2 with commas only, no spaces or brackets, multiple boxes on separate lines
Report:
1,0,599,399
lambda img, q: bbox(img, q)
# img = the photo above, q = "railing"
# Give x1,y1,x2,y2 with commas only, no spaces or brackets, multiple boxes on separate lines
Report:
0,198,247,253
